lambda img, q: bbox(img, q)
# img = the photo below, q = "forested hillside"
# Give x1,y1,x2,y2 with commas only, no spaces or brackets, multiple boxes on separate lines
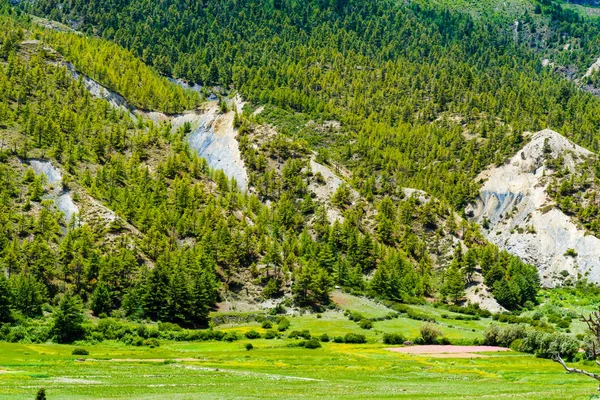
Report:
24,0,600,210
4,0,600,345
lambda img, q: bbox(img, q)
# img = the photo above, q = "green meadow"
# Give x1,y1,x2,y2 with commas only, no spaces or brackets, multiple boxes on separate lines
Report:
2,291,600,400
1,290,598,399
0,339,596,399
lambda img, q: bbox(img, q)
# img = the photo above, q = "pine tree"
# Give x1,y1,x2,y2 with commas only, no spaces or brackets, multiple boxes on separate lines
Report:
11,275,46,318
90,282,111,317
190,270,216,327
167,267,191,324
143,263,170,321
0,274,12,323
441,263,465,304
52,292,84,343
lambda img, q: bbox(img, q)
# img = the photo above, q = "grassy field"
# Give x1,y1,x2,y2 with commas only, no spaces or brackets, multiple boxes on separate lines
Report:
0,339,598,399
2,291,600,399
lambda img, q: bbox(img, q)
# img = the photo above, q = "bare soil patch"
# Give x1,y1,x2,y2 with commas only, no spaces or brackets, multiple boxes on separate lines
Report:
387,345,510,358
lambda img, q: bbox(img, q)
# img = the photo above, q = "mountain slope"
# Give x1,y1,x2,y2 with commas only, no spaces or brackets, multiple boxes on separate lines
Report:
468,129,600,286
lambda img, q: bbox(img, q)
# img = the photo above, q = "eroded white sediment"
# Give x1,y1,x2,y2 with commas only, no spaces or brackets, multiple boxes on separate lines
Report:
467,129,600,285
27,159,79,224
187,103,248,191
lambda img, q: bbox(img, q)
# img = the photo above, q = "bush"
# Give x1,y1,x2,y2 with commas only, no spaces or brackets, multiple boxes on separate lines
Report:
303,338,322,349
320,333,330,342
358,319,373,330
383,333,406,345
277,317,290,332
245,343,253,351
483,324,528,347
223,332,239,342
485,325,578,361
264,330,278,339
344,333,367,344
510,339,523,352
245,330,261,339
71,348,89,356
333,336,345,343
387,303,436,322
36,388,46,400
158,322,182,332
143,338,160,348
557,319,571,329
261,321,273,329
420,323,442,344
347,311,364,322
288,330,311,340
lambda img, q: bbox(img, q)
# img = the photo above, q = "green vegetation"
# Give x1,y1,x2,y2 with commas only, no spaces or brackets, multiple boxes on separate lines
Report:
5,0,600,396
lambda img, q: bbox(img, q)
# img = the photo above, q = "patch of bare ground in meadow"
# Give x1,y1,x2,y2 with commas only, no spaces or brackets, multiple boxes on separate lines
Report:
387,345,511,358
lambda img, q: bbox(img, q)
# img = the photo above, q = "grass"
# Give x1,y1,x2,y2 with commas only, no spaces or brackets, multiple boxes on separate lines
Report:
0,339,598,399
330,290,394,318
3,291,600,398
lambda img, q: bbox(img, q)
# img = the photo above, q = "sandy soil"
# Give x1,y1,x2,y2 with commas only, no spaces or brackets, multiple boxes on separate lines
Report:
387,345,510,358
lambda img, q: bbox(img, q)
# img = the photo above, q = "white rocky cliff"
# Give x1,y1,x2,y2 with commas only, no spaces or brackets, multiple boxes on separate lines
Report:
467,129,600,286
28,159,79,225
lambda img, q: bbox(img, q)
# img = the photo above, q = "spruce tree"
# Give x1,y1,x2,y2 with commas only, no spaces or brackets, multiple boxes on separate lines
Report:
52,292,84,343
0,274,12,323
90,282,111,317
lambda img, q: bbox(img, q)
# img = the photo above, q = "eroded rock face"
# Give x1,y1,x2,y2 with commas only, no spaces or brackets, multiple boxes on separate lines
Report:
187,101,248,192
467,129,600,286
28,159,79,224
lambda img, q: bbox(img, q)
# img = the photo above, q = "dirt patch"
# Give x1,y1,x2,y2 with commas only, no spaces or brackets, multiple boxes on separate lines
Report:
387,345,510,358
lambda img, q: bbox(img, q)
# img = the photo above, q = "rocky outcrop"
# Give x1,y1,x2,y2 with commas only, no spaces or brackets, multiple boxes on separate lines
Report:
467,129,600,286
65,61,248,191
187,101,248,192
27,159,79,225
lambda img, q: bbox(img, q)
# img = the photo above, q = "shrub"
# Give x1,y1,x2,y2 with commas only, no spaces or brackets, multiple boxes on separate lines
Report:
143,338,160,348
420,323,442,344
320,333,330,342
510,339,523,352
483,324,528,347
245,330,261,339
277,317,290,332
344,333,367,344
71,348,89,356
223,332,239,342
557,319,571,329
303,338,322,349
564,249,577,258
36,388,46,400
333,336,345,343
383,333,406,345
288,330,311,340
387,303,436,322
347,311,364,322
435,336,451,345
358,319,373,330
261,321,273,329
245,343,253,351
158,322,182,332
264,330,278,339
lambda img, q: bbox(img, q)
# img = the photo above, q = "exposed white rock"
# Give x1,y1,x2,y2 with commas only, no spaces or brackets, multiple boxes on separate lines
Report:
65,63,248,192
467,129,599,286
27,159,79,224
584,55,600,78
309,158,359,223
66,63,133,115
465,269,507,314
187,102,248,191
